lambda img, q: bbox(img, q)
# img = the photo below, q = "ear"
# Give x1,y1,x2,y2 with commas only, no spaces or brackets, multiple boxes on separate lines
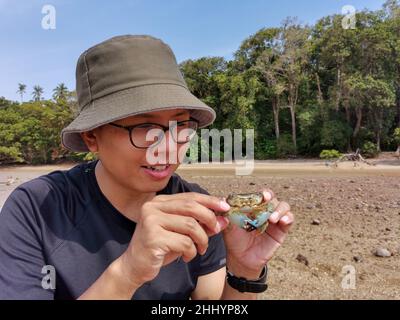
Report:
80,129,100,153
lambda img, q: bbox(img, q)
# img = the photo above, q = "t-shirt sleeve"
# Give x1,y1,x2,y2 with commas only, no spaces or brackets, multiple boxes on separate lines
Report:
184,180,227,277
196,232,226,276
0,187,54,299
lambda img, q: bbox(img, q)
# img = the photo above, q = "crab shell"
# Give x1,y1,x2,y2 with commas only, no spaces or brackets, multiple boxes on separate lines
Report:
224,192,275,233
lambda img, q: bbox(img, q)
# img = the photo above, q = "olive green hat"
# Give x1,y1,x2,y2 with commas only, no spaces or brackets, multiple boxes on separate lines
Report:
61,35,216,152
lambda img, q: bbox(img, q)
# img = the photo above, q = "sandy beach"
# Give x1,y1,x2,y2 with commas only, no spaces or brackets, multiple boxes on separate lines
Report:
1,157,399,299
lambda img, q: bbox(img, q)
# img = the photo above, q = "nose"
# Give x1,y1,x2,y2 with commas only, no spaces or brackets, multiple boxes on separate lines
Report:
153,129,179,163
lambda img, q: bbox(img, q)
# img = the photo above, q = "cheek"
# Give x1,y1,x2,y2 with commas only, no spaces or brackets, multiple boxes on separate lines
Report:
176,142,191,163
97,133,147,172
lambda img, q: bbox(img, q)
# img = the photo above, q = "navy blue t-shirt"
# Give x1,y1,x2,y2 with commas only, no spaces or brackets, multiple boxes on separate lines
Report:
0,160,226,299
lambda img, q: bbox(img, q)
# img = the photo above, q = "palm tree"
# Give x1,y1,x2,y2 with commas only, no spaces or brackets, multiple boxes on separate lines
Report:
52,83,68,101
32,85,44,102
16,83,27,103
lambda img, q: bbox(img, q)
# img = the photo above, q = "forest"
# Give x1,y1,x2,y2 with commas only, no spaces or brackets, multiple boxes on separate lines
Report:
1,0,400,164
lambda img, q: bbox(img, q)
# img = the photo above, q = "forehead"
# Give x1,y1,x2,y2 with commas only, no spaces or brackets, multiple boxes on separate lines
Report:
117,109,190,124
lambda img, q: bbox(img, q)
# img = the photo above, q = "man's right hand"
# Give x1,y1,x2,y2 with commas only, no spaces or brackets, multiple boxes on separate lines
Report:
116,192,231,289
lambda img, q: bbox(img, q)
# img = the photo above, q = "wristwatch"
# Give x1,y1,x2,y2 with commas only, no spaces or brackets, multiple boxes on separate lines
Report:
226,265,268,293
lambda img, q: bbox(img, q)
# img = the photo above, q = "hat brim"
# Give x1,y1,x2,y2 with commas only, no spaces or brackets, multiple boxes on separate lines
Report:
61,84,216,152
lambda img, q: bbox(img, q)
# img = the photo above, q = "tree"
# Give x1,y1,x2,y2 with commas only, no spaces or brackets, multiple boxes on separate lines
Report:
270,18,311,152
16,83,27,103
382,0,400,127
180,57,227,127
310,13,357,152
345,74,395,150
393,127,400,153
32,85,44,102
238,21,311,152
214,70,261,130
249,28,284,140
52,83,69,102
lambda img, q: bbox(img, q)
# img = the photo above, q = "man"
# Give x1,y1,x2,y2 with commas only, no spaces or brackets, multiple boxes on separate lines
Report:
0,35,293,299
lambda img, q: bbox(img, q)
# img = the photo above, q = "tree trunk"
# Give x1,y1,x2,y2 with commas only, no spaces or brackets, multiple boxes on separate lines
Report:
353,107,362,139
396,82,400,128
343,99,352,151
335,67,342,112
376,133,381,152
315,72,326,120
376,108,383,152
315,72,323,105
272,96,280,140
289,105,297,152
390,47,400,127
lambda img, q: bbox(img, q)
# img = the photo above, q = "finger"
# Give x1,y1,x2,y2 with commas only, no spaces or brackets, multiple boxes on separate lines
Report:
280,211,294,225
278,211,294,233
262,189,275,202
163,232,197,263
269,201,291,224
158,214,209,255
216,215,230,232
155,199,220,234
264,211,294,244
154,192,231,213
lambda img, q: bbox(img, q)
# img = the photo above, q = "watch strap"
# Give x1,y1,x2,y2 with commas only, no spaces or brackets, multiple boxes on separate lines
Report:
226,265,268,293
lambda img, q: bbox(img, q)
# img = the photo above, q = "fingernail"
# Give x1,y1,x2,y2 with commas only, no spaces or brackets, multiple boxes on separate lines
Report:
220,201,230,211
215,217,229,233
281,216,290,223
270,211,279,222
263,191,272,201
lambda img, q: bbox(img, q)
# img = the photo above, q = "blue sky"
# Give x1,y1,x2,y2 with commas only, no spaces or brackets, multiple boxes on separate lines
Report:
0,0,384,101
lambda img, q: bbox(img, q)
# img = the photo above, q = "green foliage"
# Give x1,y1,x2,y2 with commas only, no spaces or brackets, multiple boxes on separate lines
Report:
320,120,351,151
1,1,399,164
0,146,23,164
256,139,278,159
362,141,379,158
68,152,98,162
393,128,400,145
83,152,97,162
319,149,342,160
277,134,297,157
0,100,75,164
214,71,261,130
185,137,214,163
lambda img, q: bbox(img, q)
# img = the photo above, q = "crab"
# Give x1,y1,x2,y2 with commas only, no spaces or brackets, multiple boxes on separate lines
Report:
222,192,275,233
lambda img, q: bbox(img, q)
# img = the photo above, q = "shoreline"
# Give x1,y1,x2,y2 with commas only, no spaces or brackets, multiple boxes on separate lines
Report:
1,158,399,177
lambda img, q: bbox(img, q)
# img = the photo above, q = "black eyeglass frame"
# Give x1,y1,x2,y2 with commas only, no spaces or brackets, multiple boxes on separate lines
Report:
108,118,199,149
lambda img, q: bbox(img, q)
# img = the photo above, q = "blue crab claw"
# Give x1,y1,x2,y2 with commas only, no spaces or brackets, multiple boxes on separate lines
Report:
228,210,274,233
247,210,274,229
227,213,252,230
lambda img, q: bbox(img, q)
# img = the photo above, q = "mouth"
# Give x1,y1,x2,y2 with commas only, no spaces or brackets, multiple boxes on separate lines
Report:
141,164,170,171
140,164,173,180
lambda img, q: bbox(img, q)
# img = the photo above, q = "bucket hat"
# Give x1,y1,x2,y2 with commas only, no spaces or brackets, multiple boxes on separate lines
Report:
61,35,216,152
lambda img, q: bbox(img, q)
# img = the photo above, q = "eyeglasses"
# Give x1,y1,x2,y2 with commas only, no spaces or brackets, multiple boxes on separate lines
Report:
108,119,199,149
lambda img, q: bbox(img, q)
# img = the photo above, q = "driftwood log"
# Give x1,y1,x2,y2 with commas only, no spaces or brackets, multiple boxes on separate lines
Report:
332,148,376,167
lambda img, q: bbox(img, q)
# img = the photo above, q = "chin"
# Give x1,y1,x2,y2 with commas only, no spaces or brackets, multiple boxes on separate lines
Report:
139,176,171,191
139,183,169,194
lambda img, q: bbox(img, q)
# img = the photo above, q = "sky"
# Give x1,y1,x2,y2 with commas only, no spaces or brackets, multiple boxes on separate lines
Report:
0,0,385,101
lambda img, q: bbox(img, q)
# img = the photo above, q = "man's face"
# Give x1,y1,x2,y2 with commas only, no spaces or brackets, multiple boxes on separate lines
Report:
84,109,192,193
